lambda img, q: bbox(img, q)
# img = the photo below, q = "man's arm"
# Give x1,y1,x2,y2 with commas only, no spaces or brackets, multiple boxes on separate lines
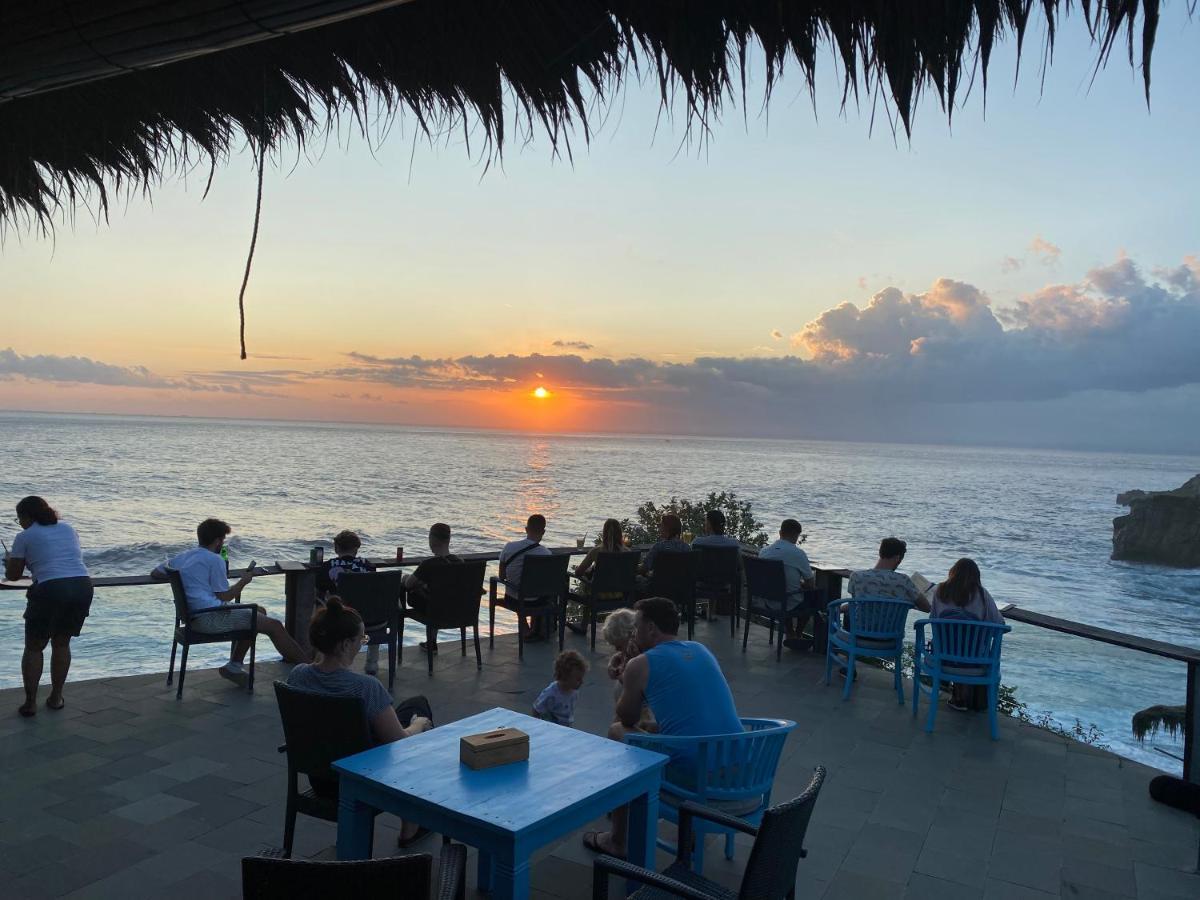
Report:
615,654,649,728
215,573,251,603
149,564,169,582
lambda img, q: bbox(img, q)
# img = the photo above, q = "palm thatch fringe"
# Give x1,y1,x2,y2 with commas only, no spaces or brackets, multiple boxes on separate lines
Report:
0,1,1172,234
1132,704,1187,743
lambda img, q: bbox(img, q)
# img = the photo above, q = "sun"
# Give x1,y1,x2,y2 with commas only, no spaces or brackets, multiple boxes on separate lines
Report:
532,386,550,399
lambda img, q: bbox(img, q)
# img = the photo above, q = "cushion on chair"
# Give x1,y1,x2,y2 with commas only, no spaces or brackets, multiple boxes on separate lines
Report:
660,790,764,817
940,663,989,677
851,636,901,650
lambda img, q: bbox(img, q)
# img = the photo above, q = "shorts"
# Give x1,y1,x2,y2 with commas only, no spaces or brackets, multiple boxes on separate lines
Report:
189,605,256,634
25,577,94,642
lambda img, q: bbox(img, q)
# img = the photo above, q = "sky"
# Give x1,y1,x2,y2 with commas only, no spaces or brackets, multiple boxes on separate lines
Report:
2,8,1199,452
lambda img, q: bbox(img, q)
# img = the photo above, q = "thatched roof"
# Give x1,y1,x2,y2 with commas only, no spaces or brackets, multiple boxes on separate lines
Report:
0,1,1171,234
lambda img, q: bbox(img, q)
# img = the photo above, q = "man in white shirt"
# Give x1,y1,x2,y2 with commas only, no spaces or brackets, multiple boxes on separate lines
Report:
498,514,552,639
759,519,817,649
151,518,310,685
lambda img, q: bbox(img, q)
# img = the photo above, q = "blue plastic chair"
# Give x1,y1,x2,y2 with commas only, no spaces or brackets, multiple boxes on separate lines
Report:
913,618,1012,740
624,717,796,875
825,597,910,703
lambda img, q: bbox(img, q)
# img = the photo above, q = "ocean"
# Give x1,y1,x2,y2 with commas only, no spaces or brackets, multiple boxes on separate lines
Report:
2,411,1198,772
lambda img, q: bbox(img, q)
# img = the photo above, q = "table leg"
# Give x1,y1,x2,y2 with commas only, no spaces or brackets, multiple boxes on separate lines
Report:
490,845,530,900
477,849,493,892
336,785,375,860
625,787,659,891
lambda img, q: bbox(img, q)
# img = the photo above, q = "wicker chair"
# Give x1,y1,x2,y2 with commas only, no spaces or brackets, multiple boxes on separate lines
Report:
693,545,742,635
568,551,639,650
488,552,570,659
274,681,375,858
401,560,486,675
165,568,257,699
648,550,701,640
335,570,404,689
591,767,826,900
242,848,468,900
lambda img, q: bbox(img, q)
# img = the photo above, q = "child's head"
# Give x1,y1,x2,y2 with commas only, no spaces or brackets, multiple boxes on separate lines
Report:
554,649,588,691
601,608,637,651
333,530,362,557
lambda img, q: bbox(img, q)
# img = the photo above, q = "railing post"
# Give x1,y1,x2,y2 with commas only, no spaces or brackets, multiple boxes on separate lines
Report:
1186,660,1199,785
284,567,316,658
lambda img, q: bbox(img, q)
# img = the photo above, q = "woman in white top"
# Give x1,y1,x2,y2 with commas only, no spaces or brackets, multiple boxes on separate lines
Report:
5,496,93,717
932,558,1004,625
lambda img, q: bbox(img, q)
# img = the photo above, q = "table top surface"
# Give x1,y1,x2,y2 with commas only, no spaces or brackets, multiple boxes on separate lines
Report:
333,707,666,834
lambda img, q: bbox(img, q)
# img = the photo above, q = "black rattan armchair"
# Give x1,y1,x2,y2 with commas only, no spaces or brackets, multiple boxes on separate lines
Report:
336,570,404,689
242,845,468,900
568,551,639,650
166,568,257,699
591,767,826,900
401,560,486,675
488,552,570,659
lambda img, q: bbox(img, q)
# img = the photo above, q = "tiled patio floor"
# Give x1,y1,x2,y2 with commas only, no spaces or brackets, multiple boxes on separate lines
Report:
1,620,1197,899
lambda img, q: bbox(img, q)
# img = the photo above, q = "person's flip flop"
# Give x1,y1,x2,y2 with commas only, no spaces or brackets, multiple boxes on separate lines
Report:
18,702,36,718
582,831,625,860
46,697,64,711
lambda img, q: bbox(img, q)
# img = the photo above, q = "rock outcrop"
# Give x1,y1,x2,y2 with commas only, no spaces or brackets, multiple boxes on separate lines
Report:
1112,475,1200,567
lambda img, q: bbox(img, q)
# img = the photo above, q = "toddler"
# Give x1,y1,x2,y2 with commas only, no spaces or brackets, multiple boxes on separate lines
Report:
533,650,588,727
602,608,656,730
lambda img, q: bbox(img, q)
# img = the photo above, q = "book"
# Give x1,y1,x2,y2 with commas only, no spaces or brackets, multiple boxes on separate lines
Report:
910,572,936,597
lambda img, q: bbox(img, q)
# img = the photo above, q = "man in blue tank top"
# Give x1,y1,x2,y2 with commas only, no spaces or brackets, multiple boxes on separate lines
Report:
583,597,742,860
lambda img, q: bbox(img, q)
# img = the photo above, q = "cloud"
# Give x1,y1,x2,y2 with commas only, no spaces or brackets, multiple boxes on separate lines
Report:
1001,256,1022,273
1029,235,1062,264
552,339,594,351
0,348,288,396
856,276,868,290
770,329,784,340
326,253,1200,416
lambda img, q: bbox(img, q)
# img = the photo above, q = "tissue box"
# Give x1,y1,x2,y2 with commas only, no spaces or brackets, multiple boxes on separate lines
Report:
459,727,530,770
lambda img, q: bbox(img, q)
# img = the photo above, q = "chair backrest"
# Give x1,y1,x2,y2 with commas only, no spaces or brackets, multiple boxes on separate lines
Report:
167,568,190,623
743,556,788,609
695,545,741,586
242,854,432,899
418,560,487,628
649,550,699,604
273,681,373,781
928,618,1010,667
518,552,570,599
626,717,796,804
842,597,911,640
335,570,404,628
588,550,640,596
738,766,827,900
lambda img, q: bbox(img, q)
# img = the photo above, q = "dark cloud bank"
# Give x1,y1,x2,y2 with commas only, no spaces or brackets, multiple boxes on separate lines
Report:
7,255,1200,453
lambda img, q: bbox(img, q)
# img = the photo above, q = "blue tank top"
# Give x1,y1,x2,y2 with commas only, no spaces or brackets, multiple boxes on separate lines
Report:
644,640,741,738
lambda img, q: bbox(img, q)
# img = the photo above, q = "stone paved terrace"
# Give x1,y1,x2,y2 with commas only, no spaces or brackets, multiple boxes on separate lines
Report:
1,620,1197,900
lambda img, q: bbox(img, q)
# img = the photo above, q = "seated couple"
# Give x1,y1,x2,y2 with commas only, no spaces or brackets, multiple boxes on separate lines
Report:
287,597,433,845
152,518,311,683
584,597,742,859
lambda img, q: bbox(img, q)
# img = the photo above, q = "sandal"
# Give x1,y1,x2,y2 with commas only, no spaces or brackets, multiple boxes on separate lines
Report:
46,696,65,711
582,831,625,860
18,701,36,718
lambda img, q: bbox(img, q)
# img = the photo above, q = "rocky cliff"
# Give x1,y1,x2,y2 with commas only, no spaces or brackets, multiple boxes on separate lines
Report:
1112,474,1200,567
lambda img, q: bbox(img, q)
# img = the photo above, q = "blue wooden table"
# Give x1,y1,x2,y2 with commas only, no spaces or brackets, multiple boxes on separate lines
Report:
333,707,667,899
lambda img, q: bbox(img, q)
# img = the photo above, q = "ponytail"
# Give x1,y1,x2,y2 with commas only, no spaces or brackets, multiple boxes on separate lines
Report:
308,596,363,654
16,496,58,526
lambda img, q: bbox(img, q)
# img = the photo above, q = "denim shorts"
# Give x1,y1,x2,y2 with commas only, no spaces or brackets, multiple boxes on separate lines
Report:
25,576,94,642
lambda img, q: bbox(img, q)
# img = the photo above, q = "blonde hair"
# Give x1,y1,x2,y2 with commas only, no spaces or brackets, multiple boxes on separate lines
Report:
602,608,637,650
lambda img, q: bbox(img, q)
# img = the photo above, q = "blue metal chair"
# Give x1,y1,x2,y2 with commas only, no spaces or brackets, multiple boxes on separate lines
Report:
913,618,1012,740
825,597,910,703
624,717,796,875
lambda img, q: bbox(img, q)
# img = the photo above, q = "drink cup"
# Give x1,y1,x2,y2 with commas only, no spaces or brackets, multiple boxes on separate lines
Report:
396,546,404,561
682,531,694,544
576,538,585,549
310,547,324,566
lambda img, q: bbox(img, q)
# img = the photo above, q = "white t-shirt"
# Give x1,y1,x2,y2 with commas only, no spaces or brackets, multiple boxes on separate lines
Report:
758,539,813,596
10,522,89,583
499,538,551,588
165,546,229,613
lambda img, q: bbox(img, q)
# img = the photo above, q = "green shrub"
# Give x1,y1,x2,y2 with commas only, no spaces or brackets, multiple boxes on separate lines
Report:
620,491,769,548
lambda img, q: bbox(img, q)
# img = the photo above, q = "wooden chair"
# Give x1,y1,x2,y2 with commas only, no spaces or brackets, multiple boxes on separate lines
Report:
488,553,570,659
401,560,486,675
335,570,404,689
568,551,639,650
166,568,257,699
